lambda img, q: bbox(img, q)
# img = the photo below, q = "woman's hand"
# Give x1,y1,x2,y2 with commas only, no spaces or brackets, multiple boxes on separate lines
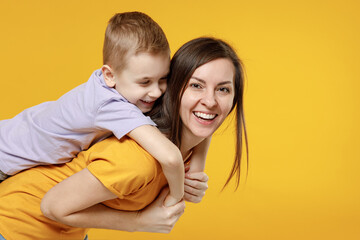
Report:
135,187,185,233
183,171,209,203
41,169,185,233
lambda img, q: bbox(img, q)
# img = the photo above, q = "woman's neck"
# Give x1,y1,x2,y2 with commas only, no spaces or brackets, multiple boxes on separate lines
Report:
179,129,205,158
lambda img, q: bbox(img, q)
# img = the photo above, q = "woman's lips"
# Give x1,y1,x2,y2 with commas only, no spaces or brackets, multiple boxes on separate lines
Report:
193,111,217,120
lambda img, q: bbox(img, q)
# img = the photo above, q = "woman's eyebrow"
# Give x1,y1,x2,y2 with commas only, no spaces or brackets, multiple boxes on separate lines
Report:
218,81,233,86
191,76,206,83
191,76,233,86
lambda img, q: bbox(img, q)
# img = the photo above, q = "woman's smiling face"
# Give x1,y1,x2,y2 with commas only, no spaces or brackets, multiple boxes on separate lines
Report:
180,58,235,140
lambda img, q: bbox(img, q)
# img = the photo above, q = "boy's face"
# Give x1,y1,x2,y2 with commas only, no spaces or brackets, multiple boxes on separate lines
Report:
111,52,169,113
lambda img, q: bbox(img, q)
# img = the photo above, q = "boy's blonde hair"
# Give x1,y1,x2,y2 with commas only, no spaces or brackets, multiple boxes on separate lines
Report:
103,12,170,72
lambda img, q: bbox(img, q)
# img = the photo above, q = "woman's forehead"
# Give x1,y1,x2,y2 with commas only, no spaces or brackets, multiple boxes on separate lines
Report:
191,58,235,84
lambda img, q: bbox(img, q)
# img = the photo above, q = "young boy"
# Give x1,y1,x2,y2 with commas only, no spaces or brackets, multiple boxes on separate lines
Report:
0,12,188,206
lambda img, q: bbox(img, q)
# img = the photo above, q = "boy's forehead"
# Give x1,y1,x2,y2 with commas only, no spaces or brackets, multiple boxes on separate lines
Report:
116,50,169,70
120,51,170,77
134,49,170,58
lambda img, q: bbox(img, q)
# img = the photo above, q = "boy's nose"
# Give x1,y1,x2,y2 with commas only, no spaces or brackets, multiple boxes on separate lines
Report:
148,85,162,98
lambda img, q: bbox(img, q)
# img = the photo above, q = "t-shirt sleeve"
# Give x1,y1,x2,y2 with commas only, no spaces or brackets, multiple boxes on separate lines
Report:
86,137,157,198
94,99,156,139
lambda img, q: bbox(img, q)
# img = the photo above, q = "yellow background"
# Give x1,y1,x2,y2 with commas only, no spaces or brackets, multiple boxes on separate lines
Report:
0,0,359,239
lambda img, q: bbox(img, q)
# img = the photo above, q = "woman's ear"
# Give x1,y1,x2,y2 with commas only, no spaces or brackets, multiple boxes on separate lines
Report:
101,65,116,88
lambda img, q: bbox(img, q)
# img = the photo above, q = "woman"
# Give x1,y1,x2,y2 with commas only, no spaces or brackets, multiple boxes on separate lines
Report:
0,37,248,239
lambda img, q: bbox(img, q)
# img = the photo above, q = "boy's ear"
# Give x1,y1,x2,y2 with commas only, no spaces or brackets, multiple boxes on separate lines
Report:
101,65,116,87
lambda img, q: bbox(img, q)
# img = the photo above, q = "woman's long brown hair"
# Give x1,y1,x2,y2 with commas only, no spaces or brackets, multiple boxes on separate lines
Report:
149,37,248,190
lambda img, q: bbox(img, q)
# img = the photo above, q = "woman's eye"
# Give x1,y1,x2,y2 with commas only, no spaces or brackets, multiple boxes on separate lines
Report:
218,87,230,93
190,83,202,89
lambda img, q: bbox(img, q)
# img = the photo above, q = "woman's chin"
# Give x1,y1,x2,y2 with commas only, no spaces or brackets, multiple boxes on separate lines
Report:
189,127,217,139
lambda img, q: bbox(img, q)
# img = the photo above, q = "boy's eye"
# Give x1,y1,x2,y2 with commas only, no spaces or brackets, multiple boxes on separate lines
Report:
139,80,150,85
159,78,167,84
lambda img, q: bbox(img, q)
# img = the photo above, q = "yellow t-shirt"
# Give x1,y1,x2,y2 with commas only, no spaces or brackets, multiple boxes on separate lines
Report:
0,136,167,240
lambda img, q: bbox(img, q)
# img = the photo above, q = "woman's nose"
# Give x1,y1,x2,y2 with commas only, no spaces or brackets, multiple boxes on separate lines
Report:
200,90,217,108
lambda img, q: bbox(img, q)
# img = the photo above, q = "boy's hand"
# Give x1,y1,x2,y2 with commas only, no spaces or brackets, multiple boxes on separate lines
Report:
183,171,209,203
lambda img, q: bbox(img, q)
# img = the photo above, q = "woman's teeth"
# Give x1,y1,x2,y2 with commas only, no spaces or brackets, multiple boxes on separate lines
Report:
194,112,216,120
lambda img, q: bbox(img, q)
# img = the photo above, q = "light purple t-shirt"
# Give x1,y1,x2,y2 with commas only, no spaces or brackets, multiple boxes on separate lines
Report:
0,69,155,175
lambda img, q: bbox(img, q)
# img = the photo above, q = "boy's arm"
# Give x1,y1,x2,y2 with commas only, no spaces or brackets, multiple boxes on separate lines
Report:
128,125,184,206
183,137,211,203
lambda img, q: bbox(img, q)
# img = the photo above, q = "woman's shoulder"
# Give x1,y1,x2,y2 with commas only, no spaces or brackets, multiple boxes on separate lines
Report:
86,136,162,197
88,136,160,176
91,136,153,157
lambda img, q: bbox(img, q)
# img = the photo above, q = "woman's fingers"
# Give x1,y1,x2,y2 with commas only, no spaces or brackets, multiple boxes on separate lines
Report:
185,172,209,183
136,187,185,233
184,190,204,203
183,172,209,203
185,172,209,190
